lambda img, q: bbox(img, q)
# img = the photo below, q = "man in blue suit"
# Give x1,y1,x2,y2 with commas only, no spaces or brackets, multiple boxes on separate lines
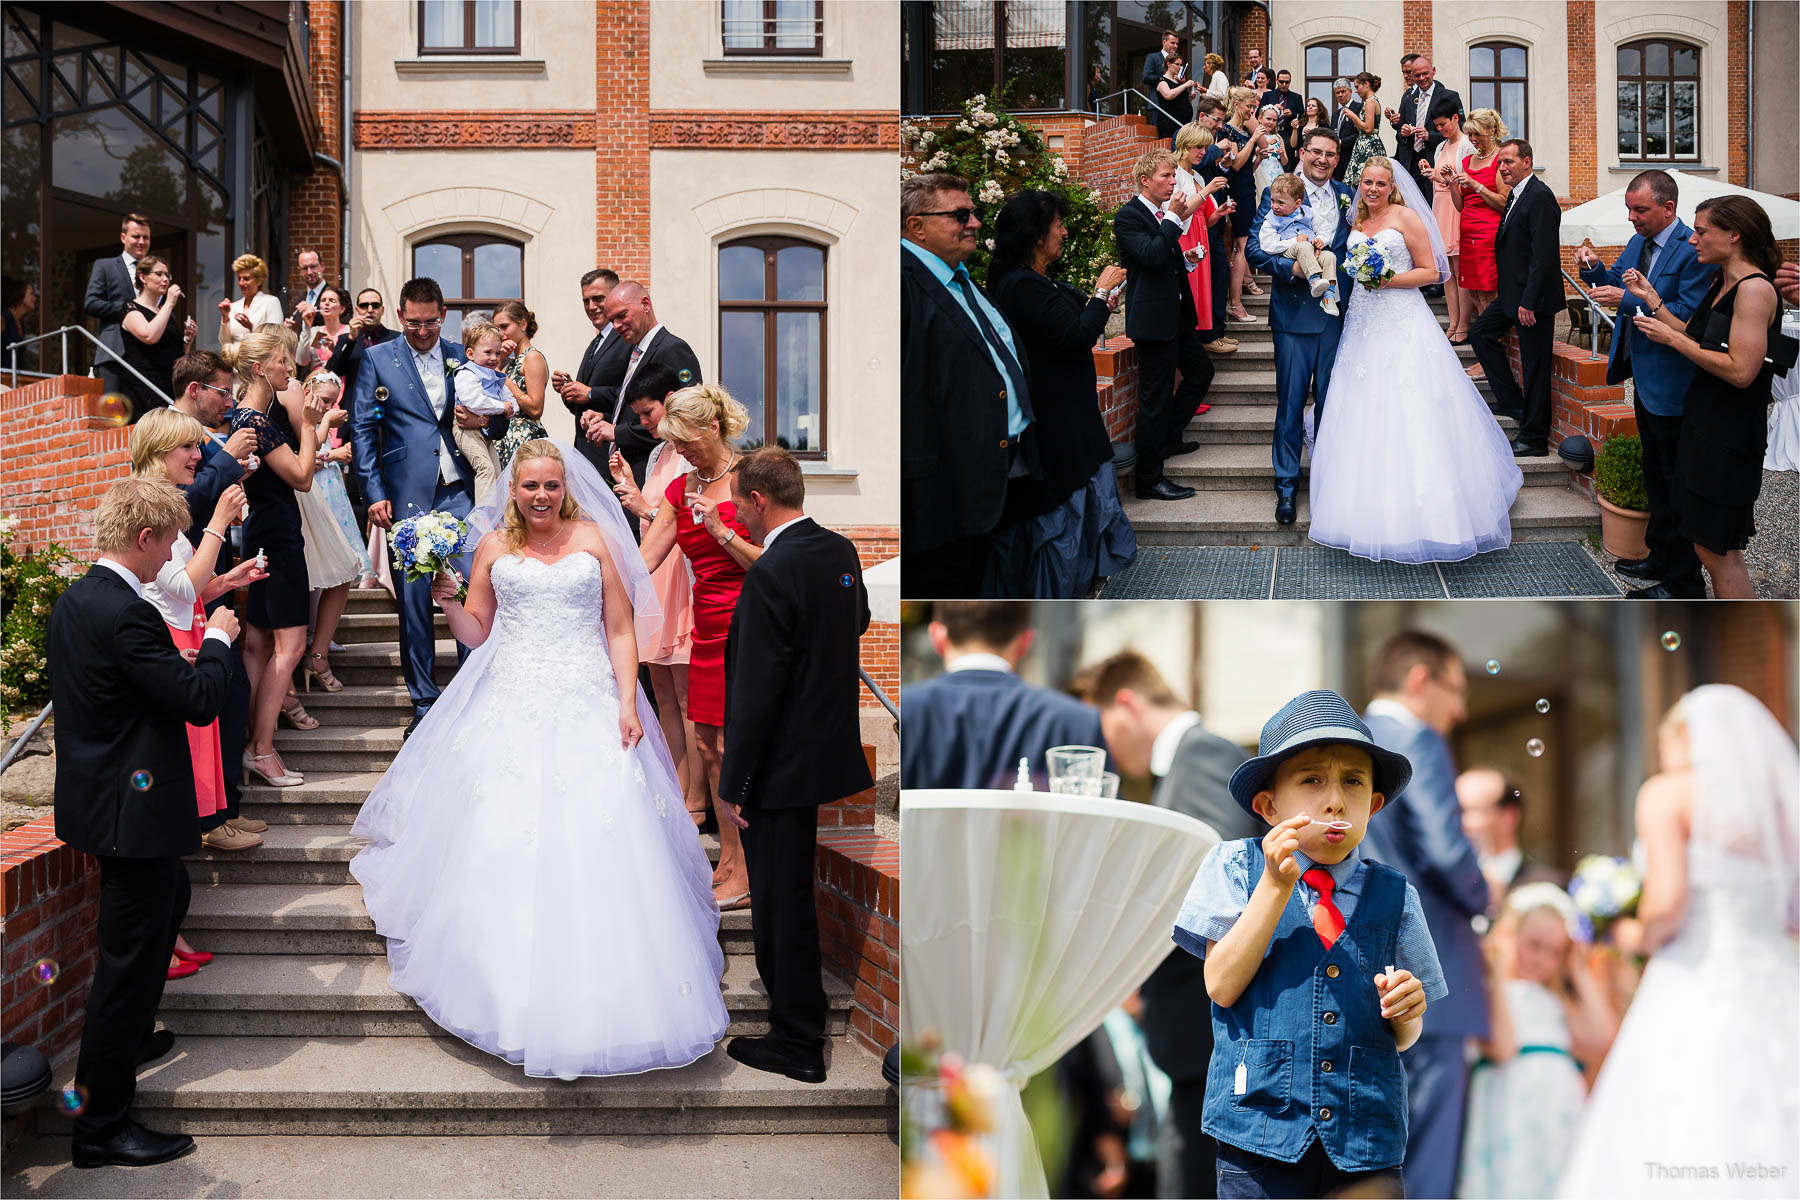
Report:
1577,169,1716,599
900,602,1108,791
350,276,502,736
1358,629,1490,1200
1245,127,1354,526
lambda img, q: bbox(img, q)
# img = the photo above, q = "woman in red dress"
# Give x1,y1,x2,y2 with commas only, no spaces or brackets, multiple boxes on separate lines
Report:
1450,108,1512,377
638,384,759,908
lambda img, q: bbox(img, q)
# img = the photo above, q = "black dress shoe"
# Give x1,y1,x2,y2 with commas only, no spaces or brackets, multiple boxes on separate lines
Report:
1275,494,1297,525
1509,438,1549,457
404,711,425,740
1489,405,1524,423
1614,556,1664,581
136,1029,175,1067
1135,479,1195,502
72,1118,196,1169
1626,582,1705,599
1166,439,1201,457
726,1036,826,1084
1422,283,1444,298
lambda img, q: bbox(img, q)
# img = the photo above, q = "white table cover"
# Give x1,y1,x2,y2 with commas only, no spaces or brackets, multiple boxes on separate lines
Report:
901,789,1221,1198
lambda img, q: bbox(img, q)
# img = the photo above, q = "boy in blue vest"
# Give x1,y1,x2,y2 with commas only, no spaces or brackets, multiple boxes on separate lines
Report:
1171,690,1448,1198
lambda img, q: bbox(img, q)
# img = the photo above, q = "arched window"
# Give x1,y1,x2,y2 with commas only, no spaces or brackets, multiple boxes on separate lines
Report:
1304,41,1364,111
718,236,827,457
1469,41,1528,140
410,233,522,344
1617,39,1699,160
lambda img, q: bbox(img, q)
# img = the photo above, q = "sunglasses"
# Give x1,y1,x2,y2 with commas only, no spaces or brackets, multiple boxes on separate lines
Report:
356,300,381,309
916,208,978,225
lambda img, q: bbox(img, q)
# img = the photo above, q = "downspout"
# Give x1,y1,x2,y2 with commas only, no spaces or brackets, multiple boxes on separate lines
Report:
340,0,351,279
1745,0,1755,187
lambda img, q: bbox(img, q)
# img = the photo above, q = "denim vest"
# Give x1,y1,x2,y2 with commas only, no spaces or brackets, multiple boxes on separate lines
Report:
1202,841,1409,1170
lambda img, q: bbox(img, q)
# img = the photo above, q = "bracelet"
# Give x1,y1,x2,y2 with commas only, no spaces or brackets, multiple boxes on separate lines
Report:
1646,299,1663,317
717,529,737,547
203,527,228,543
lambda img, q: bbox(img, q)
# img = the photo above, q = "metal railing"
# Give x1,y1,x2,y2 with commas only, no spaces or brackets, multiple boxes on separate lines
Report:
1090,86,1185,135
4,325,175,409
1561,269,1616,361
859,668,898,725
0,703,52,776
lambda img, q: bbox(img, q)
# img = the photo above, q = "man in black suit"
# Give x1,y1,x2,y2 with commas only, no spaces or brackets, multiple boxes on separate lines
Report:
1468,139,1564,456
1142,29,1181,93
1392,57,1462,203
901,172,1034,597
902,601,1109,791
290,248,330,318
83,212,151,396
1241,45,1266,88
1259,68,1307,156
1331,79,1358,181
584,280,701,488
553,267,630,479
1113,149,1214,501
50,478,239,1169
719,447,873,1083
1082,649,1252,1198
331,288,400,402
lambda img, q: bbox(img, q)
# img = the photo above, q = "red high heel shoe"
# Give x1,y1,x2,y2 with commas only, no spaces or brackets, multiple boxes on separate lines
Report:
166,958,200,981
172,947,213,966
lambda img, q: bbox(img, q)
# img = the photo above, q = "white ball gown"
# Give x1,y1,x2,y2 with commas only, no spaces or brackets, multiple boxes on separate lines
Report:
1307,227,1523,563
349,549,729,1080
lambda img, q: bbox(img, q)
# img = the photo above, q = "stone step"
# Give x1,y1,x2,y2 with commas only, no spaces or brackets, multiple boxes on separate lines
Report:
330,639,458,688
331,610,448,645
156,954,848,1040
1162,442,1571,491
39,1035,895,1136
270,726,409,773
283,685,415,727
1198,339,1477,365
1181,402,1521,444
1177,369,1494,406
343,585,398,610
182,882,757,956
1120,484,1600,547
187,824,721,885
240,771,392,825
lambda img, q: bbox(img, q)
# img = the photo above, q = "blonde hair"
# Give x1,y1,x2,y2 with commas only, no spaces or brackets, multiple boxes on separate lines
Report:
1227,85,1256,112
1132,147,1180,186
1464,108,1508,147
500,440,585,550
1257,104,1283,122
128,407,210,478
460,320,503,351
93,476,193,554
1270,172,1305,202
231,253,268,286
218,326,290,400
1354,156,1407,227
658,383,750,444
1173,122,1214,155
1204,53,1224,76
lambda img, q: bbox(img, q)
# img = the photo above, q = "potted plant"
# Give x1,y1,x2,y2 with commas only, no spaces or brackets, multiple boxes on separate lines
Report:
1592,434,1651,560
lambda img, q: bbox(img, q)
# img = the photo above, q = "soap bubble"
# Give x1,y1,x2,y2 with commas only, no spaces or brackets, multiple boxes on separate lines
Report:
93,392,132,427
1535,699,1551,714
130,770,153,791
1526,738,1545,758
33,958,58,985
1484,660,1501,675
57,1085,88,1115
679,982,691,995
1661,631,1681,651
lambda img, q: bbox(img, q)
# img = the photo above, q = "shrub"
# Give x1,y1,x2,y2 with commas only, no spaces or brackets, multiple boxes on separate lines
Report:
1592,434,1649,512
2,530,79,720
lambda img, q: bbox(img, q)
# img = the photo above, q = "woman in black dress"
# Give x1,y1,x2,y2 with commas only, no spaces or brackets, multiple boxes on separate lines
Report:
1626,194,1784,599
985,190,1138,596
224,326,325,786
120,255,195,421
1219,86,1266,322
1152,53,1198,143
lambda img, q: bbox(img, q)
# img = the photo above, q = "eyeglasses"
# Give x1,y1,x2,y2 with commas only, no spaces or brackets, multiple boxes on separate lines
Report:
197,382,232,398
916,208,978,225
401,318,443,331
356,300,381,309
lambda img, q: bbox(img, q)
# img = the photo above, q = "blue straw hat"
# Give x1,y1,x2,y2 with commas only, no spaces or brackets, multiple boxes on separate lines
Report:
1227,689,1413,817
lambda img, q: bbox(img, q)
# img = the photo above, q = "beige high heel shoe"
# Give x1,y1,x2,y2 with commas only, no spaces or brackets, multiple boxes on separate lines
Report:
242,751,303,788
303,651,343,693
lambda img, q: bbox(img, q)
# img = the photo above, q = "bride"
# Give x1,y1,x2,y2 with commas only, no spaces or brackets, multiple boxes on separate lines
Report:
1307,156,1523,563
1559,685,1798,1196
349,439,728,1080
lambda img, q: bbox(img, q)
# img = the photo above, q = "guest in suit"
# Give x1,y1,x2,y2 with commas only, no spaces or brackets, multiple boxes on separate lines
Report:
587,281,702,488
331,288,400,401
119,256,196,421
1240,45,1266,89
986,190,1137,597
1359,630,1492,1200
1577,170,1717,597
1330,80,1357,181
83,212,150,395
1457,767,1566,915
291,248,329,316
720,447,873,1084
1468,139,1565,456
50,477,238,1168
901,172,1034,597
1082,649,1252,1199
1391,57,1462,206
216,254,283,347
553,268,629,480
350,276,499,736
1258,68,1307,157
1114,149,1216,502
1141,30,1180,93
901,601,1108,790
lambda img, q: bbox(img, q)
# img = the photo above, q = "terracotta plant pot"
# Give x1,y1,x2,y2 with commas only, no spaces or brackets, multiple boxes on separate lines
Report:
1596,494,1651,561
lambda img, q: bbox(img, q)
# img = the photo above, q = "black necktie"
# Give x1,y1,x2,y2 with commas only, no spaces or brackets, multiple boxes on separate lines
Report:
1636,235,1655,277
579,332,603,380
952,268,1033,425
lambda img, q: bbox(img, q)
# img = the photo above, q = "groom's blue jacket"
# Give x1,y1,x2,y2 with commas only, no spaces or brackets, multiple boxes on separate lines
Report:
1245,181,1356,335
350,334,503,515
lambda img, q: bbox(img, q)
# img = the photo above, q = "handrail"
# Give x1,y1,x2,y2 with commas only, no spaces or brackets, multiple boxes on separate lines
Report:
0,703,52,775
1092,86,1186,134
1561,269,1615,361
6,324,175,410
859,667,899,725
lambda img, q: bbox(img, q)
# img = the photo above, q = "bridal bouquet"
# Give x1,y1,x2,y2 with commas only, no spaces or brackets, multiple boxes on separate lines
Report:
1344,239,1395,291
1568,853,1642,942
391,509,472,601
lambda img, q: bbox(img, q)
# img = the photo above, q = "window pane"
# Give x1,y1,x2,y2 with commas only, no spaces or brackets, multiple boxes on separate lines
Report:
775,312,820,453
1005,3,1066,109
1306,45,1333,77
1671,43,1697,75
52,106,188,209
773,0,815,50
472,241,521,297
1500,82,1526,138
931,1,996,113
720,312,765,447
442,309,464,346
413,242,462,288
1672,81,1696,156
474,0,514,48
1472,82,1494,112
1644,81,1666,156
1340,45,1363,76
1470,46,1494,76
1618,46,1640,75
1617,83,1639,156
776,245,824,302
1307,81,1333,110
1500,45,1526,77
422,0,463,48
723,0,761,49
720,245,765,301
1645,41,1668,75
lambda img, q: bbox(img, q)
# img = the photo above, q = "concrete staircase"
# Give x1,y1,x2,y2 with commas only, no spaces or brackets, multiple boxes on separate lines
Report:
1122,287,1600,546
41,588,894,1143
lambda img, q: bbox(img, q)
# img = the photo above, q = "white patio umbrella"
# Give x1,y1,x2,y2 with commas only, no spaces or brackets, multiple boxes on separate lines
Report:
863,554,901,625
1559,169,1800,245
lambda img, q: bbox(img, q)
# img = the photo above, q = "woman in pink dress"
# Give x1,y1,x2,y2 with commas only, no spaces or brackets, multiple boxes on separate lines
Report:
1427,106,1475,342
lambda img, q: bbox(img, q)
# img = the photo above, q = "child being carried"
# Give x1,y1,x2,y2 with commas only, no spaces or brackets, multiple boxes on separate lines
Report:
450,321,522,504
1258,173,1341,316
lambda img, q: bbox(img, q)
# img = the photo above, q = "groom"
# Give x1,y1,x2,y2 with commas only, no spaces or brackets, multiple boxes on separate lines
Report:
720,447,873,1084
351,276,504,736
1245,127,1354,524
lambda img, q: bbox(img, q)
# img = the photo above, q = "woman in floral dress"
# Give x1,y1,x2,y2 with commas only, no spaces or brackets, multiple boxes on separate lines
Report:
490,300,549,469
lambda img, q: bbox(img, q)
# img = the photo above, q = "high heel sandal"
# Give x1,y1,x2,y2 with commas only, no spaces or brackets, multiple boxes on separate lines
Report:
280,698,321,730
303,651,343,693
242,751,303,788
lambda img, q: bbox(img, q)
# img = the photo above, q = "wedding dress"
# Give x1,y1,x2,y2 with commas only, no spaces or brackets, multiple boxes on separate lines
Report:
1307,227,1523,563
1558,686,1799,1197
350,453,728,1080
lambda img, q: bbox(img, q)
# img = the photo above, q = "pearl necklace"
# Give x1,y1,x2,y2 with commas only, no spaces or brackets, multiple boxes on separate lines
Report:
694,452,737,485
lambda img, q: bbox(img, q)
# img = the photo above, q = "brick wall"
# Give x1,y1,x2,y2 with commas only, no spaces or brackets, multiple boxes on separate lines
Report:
1095,336,1139,444
1710,604,1793,729
1240,8,1268,65
290,0,345,290
1402,1,1434,56
1567,1,1598,202
1727,1,1749,188
1080,114,1167,213
1,377,125,558
842,526,900,710
1032,115,1092,177
814,827,898,1053
595,1,651,284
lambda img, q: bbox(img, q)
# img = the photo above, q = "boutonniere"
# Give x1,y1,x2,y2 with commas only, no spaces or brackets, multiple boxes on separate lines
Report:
1338,193,1352,211
443,358,462,378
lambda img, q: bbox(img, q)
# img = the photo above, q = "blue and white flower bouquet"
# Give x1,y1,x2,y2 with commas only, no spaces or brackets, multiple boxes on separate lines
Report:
1568,853,1642,942
1344,238,1395,291
391,509,472,601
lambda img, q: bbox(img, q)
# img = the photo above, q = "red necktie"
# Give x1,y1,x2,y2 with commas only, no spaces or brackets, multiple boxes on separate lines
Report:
1303,867,1345,949
1155,209,1167,221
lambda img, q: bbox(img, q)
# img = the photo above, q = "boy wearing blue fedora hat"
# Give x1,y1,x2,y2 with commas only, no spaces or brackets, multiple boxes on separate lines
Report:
1170,689,1449,1199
